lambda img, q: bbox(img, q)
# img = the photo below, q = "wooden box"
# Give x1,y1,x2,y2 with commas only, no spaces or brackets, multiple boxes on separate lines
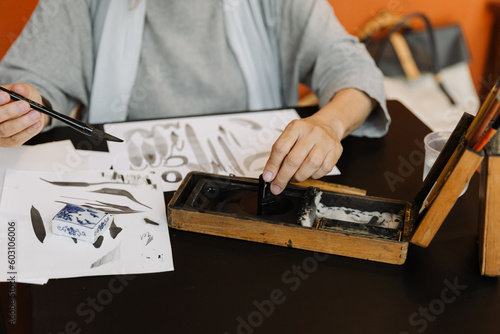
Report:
167,146,482,265
478,133,500,276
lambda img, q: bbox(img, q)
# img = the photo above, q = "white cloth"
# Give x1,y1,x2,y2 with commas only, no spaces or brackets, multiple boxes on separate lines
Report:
89,0,283,123
223,0,283,110
88,0,146,123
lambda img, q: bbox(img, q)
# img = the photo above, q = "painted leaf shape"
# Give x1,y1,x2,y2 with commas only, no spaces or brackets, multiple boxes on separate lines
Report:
141,141,157,165
30,206,46,243
127,141,143,167
153,130,169,157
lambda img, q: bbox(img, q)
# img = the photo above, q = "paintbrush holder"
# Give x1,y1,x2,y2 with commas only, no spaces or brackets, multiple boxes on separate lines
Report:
478,132,500,276
411,148,484,247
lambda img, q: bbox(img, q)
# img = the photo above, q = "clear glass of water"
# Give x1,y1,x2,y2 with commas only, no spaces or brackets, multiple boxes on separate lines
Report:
423,131,468,196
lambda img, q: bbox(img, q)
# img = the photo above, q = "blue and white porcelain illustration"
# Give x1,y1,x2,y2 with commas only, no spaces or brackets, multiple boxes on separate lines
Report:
52,204,111,243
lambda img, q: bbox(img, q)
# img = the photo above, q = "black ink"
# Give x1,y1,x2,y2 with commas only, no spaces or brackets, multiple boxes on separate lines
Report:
141,141,158,166
170,131,184,151
243,152,270,171
141,232,154,246
40,178,123,187
72,238,78,244
109,220,123,239
30,206,46,243
185,123,210,172
229,118,262,130
144,218,159,226
91,188,152,209
229,131,242,147
54,200,142,215
153,129,169,157
161,171,182,183
218,136,244,175
92,200,144,214
127,141,144,168
91,244,121,269
124,128,153,140
207,139,227,173
164,155,188,167
93,235,104,248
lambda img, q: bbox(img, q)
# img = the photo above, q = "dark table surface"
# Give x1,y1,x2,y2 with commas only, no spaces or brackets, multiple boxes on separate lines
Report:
1,101,498,334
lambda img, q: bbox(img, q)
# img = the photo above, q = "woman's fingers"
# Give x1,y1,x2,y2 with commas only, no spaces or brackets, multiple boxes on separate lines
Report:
0,83,45,148
263,118,342,194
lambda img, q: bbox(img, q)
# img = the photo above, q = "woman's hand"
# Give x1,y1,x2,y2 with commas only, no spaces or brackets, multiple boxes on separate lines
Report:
262,88,376,194
0,83,49,148
262,116,343,194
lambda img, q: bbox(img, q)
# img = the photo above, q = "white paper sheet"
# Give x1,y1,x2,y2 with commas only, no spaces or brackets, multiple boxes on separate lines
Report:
104,109,340,191
0,141,91,203
75,149,115,170
0,170,173,284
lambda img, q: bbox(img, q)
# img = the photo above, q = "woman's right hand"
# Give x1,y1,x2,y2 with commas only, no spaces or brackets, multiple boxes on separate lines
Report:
0,83,49,148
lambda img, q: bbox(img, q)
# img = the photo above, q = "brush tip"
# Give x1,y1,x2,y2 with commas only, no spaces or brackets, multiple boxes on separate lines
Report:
92,128,124,142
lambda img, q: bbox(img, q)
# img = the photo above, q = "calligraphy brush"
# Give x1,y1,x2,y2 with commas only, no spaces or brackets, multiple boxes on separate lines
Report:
420,76,500,211
0,86,123,142
472,114,500,152
467,90,500,148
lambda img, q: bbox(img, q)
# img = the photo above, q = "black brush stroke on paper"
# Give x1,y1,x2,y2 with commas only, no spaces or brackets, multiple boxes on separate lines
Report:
141,141,158,166
164,155,188,168
219,125,228,139
229,118,262,130
144,218,159,226
91,244,121,269
229,131,242,147
170,131,184,151
141,232,154,246
185,123,210,172
93,201,144,214
72,238,78,244
90,188,152,209
207,139,227,173
62,196,92,202
93,235,104,248
84,207,140,215
153,129,169,157
30,206,46,243
244,152,270,171
218,136,244,175
124,128,153,141
55,200,143,215
127,141,144,168
40,178,123,187
109,220,123,239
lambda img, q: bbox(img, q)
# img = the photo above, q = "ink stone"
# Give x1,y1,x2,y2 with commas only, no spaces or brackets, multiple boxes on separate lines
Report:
52,204,111,243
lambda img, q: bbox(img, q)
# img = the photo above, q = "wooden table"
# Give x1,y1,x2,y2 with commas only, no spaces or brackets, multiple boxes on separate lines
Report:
1,101,498,334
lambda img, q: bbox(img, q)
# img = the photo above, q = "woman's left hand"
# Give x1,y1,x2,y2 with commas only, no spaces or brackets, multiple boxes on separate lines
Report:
262,88,375,194
262,116,343,195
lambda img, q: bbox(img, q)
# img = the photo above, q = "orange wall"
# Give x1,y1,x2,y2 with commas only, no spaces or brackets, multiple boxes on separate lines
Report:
0,0,494,95
0,0,38,60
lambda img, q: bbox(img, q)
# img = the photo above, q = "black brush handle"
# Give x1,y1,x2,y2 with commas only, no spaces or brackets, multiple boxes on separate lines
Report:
0,86,93,136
